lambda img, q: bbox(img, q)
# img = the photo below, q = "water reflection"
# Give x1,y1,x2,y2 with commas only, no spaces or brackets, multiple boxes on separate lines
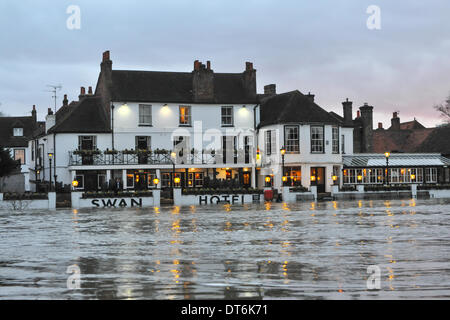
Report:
1,198,450,299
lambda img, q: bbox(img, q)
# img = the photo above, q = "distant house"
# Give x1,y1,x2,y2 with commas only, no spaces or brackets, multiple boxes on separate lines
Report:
0,106,42,192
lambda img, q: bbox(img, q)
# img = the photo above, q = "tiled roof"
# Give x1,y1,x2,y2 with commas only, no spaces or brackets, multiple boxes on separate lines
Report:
0,116,37,147
343,153,450,168
110,70,258,104
48,96,110,134
258,90,342,127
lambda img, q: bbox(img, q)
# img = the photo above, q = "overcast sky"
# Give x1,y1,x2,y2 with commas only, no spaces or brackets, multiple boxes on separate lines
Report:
1,0,450,128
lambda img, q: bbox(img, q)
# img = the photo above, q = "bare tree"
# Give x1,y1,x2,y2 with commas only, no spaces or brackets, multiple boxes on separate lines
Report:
434,94,450,122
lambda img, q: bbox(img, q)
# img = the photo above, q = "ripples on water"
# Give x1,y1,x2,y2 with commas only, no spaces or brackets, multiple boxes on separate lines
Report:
0,198,450,300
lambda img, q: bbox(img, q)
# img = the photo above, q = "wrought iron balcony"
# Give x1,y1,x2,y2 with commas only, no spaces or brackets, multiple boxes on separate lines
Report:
68,149,252,166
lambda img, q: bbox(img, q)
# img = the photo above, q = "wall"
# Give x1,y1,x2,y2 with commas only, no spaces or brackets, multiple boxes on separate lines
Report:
0,192,56,210
71,190,160,209
173,188,262,206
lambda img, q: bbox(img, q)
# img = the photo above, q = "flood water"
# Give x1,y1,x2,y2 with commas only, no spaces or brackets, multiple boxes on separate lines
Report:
1,198,450,300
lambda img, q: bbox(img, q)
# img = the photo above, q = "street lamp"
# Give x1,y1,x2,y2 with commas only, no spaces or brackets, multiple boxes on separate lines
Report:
48,153,53,191
170,151,177,198
384,152,391,185
280,147,286,186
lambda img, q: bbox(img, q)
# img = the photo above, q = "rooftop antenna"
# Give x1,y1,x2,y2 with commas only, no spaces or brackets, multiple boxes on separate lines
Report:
46,84,62,113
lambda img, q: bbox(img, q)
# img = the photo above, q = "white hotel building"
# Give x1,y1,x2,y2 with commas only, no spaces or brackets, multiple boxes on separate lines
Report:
28,52,259,195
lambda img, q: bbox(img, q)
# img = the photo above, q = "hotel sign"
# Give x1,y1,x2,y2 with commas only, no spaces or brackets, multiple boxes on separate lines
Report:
91,198,143,208
197,194,261,205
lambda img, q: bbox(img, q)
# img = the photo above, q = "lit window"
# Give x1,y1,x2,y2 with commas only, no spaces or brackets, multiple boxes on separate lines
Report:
14,149,25,164
179,106,191,126
221,106,234,126
13,128,23,137
74,174,84,189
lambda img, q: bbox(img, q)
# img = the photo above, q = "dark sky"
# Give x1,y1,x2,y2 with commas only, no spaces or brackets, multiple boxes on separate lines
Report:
1,0,450,127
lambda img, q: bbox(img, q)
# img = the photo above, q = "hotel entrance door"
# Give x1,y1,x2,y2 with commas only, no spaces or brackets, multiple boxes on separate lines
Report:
311,167,326,193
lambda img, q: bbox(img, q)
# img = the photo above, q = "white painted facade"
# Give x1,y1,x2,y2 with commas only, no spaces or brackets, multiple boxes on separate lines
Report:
257,123,354,193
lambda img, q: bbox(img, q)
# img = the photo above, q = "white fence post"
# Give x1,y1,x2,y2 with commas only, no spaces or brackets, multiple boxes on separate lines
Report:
0,193,3,201
310,185,318,201
48,192,56,209
411,184,417,198
153,189,161,207
173,188,182,206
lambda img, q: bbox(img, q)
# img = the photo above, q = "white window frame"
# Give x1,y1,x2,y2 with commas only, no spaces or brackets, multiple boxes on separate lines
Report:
138,104,152,126
13,128,23,137
332,127,339,154
221,106,234,127
179,105,192,126
284,125,300,153
311,126,324,153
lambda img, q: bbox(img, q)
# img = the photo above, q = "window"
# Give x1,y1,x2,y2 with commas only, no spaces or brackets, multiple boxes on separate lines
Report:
341,135,345,154
139,104,152,125
98,174,106,190
78,136,96,150
284,126,299,153
126,172,134,189
265,130,272,155
189,172,204,187
74,174,84,189
221,106,234,126
147,173,156,188
179,106,191,126
136,136,151,150
14,149,25,164
332,127,339,154
162,173,171,187
311,126,324,153
425,168,437,183
13,128,23,137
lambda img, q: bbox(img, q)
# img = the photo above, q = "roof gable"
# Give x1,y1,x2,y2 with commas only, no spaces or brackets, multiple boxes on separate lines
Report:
259,90,341,127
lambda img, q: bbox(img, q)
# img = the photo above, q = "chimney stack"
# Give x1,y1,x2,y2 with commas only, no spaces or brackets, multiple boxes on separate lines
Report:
359,103,374,153
243,62,257,100
306,92,315,102
79,87,86,100
264,84,276,96
31,105,37,123
192,60,214,102
391,112,400,130
63,94,68,107
45,108,55,133
378,122,383,129
342,98,353,127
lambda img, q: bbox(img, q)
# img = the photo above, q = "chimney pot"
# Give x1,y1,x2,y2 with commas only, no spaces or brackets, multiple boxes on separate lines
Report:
80,87,85,95
102,51,110,62
357,110,361,118
88,86,93,95
378,122,383,129
206,61,211,70
245,62,253,71
306,92,315,102
47,108,53,115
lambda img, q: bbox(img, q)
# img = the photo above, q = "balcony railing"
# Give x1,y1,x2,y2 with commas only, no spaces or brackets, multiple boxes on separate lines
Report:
69,149,252,166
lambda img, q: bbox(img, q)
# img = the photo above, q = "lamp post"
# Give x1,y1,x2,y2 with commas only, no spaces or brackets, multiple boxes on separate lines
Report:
48,153,53,191
384,152,390,185
280,147,286,187
170,151,176,198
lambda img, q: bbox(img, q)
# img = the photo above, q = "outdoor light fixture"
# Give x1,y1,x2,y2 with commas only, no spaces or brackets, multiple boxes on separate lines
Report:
385,151,391,185
384,152,391,158
310,176,316,182
72,180,79,187
280,147,286,156
411,174,416,181
282,176,288,182
174,177,181,184
153,178,159,186
357,175,363,182
265,176,271,183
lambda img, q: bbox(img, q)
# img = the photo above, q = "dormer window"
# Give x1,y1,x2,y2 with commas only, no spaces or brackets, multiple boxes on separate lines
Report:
13,128,23,137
